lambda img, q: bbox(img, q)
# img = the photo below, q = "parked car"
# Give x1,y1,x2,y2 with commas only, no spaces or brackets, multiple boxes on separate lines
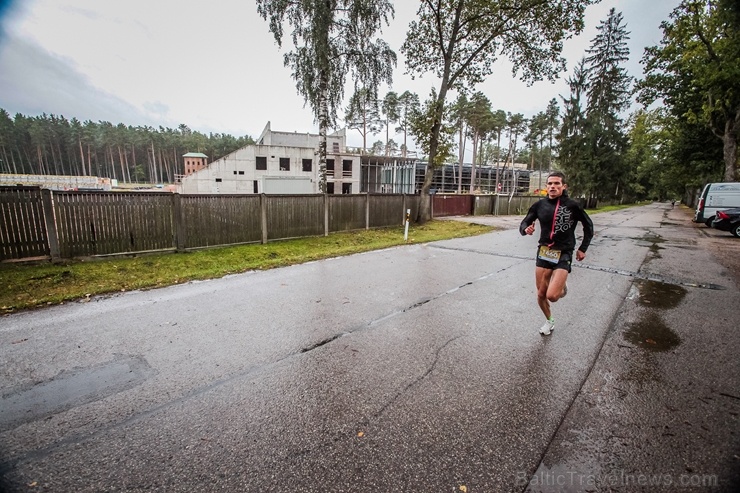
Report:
694,182,740,226
711,207,740,238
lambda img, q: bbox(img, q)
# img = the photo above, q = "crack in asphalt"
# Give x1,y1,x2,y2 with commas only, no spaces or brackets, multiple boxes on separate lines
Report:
299,333,345,353
0,261,519,474
376,335,462,418
285,335,464,466
429,244,725,290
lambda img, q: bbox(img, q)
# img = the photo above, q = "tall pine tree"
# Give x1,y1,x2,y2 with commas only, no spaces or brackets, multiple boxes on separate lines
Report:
559,58,589,194
345,88,382,154
560,9,632,200
585,8,631,199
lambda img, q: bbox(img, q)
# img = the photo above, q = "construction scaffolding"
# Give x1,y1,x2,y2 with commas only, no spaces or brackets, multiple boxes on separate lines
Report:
361,156,417,194
360,157,531,196
413,163,530,195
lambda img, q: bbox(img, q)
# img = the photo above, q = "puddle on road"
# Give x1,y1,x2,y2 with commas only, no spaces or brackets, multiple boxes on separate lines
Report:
624,312,681,352
648,242,664,258
623,280,684,351
0,355,155,431
635,279,687,309
642,233,666,259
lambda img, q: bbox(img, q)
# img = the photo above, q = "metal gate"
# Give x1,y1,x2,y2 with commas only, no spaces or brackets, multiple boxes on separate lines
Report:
432,194,474,217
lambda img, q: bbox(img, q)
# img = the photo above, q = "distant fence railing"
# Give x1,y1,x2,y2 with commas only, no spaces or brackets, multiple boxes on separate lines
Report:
0,188,429,261
0,187,541,261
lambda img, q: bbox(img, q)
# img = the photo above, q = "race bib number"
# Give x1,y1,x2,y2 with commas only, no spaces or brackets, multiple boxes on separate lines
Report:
538,245,561,264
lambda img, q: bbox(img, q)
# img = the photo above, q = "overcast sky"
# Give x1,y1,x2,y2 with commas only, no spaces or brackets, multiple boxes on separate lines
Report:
0,0,678,151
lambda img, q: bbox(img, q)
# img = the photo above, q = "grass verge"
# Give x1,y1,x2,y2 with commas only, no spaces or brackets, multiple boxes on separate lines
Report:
1,220,493,314
586,202,649,214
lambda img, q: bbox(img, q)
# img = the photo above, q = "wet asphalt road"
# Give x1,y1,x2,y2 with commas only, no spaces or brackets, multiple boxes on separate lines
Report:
0,203,738,492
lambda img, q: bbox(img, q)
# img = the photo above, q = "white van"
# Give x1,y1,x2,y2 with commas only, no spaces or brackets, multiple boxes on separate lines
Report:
694,182,740,225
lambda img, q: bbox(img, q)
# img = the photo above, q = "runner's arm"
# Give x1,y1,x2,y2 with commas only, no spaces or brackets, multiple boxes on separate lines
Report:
577,208,594,252
519,203,539,236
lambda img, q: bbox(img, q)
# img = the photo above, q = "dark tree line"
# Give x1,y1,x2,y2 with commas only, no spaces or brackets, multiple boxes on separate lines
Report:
558,8,633,201
0,109,255,183
637,0,738,192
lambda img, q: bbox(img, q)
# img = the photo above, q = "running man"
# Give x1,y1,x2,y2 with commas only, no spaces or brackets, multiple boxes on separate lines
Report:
519,172,594,335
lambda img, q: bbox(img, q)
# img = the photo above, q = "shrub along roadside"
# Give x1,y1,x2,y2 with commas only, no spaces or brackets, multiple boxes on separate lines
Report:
0,220,493,314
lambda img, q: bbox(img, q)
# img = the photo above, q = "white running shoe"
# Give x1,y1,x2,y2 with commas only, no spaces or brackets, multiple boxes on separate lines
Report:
539,318,555,336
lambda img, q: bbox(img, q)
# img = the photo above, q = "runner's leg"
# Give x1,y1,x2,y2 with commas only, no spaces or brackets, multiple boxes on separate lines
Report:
536,267,553,319
547,268,569,302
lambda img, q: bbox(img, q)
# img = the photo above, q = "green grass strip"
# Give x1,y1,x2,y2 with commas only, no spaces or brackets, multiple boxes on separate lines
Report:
1,220,493,313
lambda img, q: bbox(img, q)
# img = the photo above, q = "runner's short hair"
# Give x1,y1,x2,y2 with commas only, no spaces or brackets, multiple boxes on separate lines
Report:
547,171,566,183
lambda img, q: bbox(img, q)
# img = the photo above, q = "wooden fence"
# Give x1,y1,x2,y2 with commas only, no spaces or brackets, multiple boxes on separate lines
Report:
54,191,175,258
0,189,428,261
434,194,540,217
432,194,474,217
493,194,541,215
0,187,541,261
0,187,53,260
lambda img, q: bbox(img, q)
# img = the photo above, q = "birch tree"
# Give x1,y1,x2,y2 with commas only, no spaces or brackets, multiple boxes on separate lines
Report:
257,0,396,192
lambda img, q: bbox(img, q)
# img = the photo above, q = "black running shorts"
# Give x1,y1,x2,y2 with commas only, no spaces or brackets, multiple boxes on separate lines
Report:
535,248,573,272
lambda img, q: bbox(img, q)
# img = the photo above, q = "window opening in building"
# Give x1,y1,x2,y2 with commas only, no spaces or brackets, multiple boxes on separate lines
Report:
326,159,335,177
238,171,244,175
342,183,352,194
215,178,222,182
256,156,267,170
302,159,312,172
327,182,335,194
342,160,352,177
280,157,290,171
253,181,258,193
